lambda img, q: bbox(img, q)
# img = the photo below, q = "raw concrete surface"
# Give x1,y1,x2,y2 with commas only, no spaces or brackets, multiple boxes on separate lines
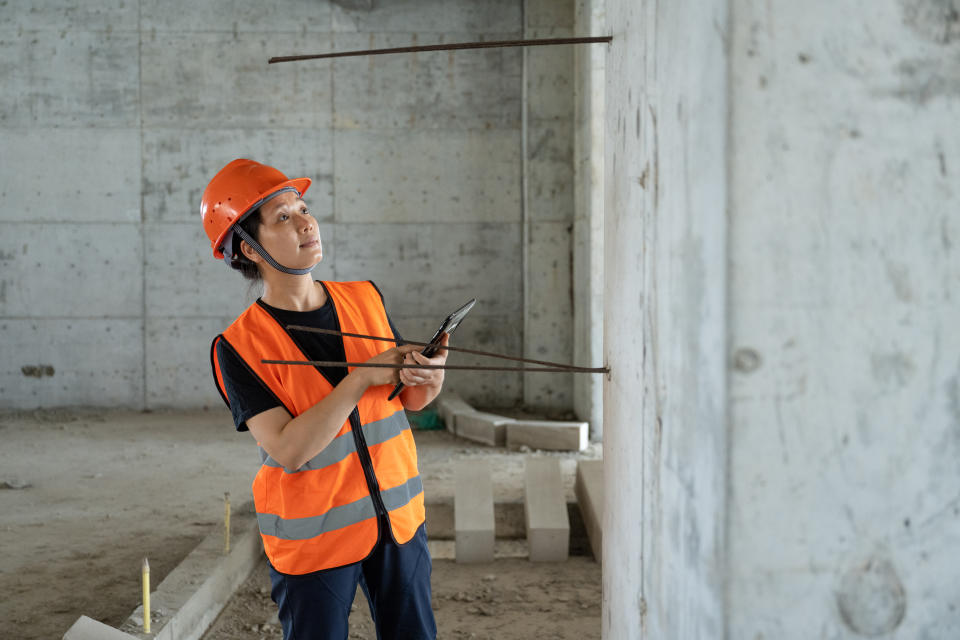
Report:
726,0,960,637
0,409,600,640
603,0,729,637
201,555,601,640
0,0,582,415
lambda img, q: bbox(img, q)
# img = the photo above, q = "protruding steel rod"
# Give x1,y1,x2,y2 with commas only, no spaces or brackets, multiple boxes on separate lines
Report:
269,36,612,64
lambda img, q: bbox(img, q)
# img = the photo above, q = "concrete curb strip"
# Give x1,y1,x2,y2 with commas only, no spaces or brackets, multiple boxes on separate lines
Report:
121,510,261,640
63,510,262,640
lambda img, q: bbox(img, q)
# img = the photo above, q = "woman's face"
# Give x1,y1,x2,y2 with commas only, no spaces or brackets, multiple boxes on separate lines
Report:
248,190,323,272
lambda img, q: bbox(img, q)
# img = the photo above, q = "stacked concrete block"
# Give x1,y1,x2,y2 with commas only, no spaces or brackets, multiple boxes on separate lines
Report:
434,392,477,434
506,420,589,451
523,457,570,562
454,460,495,563
455,411,514,446
575,459,603,563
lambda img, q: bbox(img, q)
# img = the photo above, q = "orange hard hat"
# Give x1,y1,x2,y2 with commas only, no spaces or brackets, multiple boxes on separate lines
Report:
201,159,312,259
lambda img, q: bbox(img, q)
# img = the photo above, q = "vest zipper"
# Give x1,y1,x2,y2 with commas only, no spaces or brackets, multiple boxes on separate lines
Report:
349,408,389,521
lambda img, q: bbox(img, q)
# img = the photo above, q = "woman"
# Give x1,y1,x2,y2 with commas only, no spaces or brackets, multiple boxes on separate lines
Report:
202,158,443,639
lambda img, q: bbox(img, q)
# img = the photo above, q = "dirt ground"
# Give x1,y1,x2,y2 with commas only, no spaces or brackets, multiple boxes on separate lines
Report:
202,553,601,640
0,409,600,640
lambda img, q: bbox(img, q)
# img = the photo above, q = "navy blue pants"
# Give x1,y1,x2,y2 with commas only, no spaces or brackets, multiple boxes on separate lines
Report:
269,521,436,640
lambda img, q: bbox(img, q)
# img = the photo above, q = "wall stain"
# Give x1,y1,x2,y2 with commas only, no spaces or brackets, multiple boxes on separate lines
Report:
837,554,907,636
884,260,914,302
871,352,916,387
22,365,55,378
938,148,948,176
648,104,659,209
900,0,960,44
891,57,960,104
638,163,649,189
732,348,762,373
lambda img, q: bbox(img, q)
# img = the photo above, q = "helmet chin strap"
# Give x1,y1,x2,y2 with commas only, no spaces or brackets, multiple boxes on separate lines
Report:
231,225,317,276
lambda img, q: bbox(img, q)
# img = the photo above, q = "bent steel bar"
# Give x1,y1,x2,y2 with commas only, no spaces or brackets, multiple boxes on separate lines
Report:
269,36,613,64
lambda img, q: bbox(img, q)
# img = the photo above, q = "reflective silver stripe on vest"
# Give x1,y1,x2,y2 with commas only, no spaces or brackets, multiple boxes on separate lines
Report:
258,410,410,473
257,474,424,541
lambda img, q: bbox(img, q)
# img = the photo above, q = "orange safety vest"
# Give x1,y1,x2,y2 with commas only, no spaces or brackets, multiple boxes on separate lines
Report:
210,280,425,575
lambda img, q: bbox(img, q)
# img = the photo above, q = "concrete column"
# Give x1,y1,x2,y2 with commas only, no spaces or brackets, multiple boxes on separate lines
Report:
602,0,728,637
573,0,606,438
522,0,576,413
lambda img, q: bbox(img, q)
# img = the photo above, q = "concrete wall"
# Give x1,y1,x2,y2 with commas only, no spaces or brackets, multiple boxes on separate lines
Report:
726,0,960,637
523,0,576,414
602,0,728,638
573,0,605,437
0,0,578,412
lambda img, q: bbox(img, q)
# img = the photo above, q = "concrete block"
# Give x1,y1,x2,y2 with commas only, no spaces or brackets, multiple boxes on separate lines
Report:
0,319,144,410
0,31,139,127
334,222,523,318
333,130,522,224
332,32,521,131
434,392,475,433
0,223,142,317
64,616,138,640
524,457,570,562
506,420,588,452
575,459,602,562
145,316,238,410
456,411,513,446
454,460,495,563
331,0,522,33
141,32,332,129
141,128,333,224
141,0,331,32
0,129,140,223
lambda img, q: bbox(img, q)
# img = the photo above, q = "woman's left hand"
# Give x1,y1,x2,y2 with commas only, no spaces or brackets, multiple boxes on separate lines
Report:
398,334,448,388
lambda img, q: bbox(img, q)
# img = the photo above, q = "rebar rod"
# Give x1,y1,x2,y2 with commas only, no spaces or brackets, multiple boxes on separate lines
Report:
269,36,612,64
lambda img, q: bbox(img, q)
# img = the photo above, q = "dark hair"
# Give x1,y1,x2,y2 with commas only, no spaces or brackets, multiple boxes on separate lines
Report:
229,208,262,282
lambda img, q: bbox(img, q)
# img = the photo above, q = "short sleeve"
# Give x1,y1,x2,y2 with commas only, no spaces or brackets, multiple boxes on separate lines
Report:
215,339,284,432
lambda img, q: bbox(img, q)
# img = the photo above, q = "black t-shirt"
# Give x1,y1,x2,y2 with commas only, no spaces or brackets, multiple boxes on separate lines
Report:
216,291,402,432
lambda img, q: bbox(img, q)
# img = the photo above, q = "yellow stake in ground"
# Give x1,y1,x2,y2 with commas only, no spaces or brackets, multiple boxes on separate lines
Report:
142,557,150,633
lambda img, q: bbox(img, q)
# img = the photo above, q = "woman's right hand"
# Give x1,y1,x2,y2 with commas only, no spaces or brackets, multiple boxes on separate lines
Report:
356,345,420,388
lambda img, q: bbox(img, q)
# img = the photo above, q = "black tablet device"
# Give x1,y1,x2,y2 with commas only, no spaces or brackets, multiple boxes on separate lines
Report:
387,298,476,400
